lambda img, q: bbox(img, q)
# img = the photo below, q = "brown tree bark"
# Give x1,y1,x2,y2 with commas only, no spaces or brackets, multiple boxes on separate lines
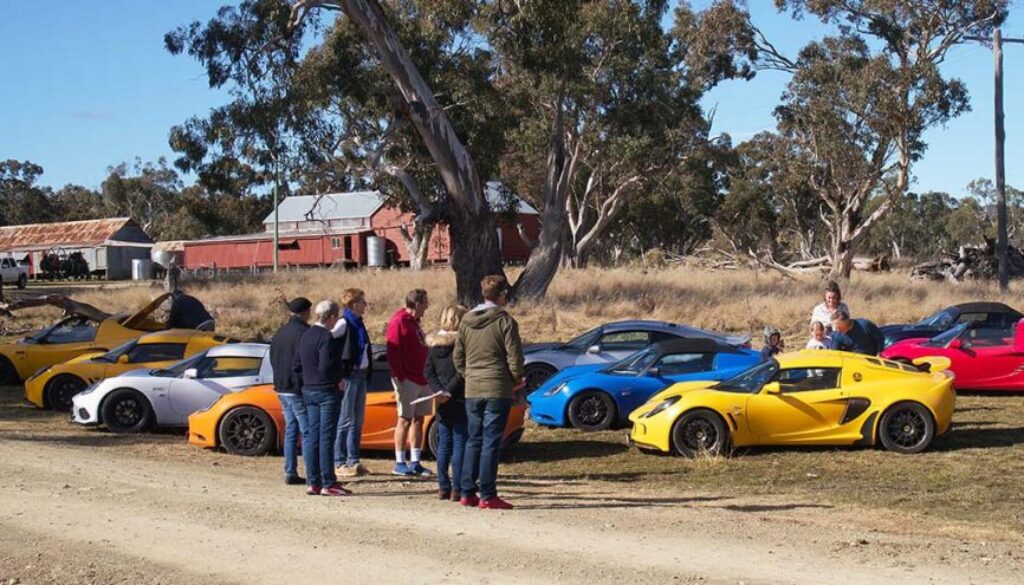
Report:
0,295,112,322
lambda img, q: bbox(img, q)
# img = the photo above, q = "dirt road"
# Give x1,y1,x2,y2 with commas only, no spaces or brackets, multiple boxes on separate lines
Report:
1,424,1021,585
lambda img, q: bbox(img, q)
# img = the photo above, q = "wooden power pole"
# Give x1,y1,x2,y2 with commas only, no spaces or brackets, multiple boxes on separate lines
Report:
969,29,1024,292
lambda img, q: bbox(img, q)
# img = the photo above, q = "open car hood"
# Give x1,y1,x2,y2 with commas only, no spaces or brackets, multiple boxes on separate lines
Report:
119,292,171,332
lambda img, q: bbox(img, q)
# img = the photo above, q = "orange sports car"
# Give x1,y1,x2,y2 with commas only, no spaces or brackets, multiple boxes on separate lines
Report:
187,351,525,457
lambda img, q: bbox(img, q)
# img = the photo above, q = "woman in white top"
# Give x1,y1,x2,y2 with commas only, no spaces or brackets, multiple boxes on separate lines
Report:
810,280,849,333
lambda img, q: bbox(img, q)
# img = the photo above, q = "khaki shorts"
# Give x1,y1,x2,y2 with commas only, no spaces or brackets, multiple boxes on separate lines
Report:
394,379,432,419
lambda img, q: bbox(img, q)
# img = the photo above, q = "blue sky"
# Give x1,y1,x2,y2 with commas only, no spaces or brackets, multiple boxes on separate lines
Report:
0,1,1021,197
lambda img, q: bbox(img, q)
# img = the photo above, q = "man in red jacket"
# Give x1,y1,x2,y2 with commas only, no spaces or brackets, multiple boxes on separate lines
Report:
386,288,433,476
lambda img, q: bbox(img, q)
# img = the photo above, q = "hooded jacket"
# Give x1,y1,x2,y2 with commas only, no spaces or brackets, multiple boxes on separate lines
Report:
424,330,466,423
453,305,525,400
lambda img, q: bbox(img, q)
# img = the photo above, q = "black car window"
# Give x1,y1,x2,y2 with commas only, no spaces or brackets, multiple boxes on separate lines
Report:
195,356,263,378
608,347,659,374
924,323,969,347
127,342,188,363
655,353,713,376
599,330,650,352
773,368,841,393
95,340,138,363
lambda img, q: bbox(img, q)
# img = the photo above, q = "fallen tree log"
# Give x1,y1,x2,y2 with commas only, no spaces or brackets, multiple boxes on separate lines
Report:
910,239,1024,282
0,295,112,322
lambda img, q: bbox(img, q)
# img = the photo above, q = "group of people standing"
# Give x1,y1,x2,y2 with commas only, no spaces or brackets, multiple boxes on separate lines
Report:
268,275,526,510
760,280,885,359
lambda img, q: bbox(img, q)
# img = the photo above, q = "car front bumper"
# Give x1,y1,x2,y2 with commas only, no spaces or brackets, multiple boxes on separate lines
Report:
70,392,101,425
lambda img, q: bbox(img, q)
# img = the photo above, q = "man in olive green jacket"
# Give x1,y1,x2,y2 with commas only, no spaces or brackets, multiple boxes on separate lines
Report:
453,274,525,510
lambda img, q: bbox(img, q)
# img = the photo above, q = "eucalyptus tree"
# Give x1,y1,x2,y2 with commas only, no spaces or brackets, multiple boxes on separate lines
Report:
744,1,1008,278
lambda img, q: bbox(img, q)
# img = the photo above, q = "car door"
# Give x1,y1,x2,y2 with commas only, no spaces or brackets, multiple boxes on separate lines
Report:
574,330,652,366
167,354,264,421
952,326,1023,390
746,367,847,444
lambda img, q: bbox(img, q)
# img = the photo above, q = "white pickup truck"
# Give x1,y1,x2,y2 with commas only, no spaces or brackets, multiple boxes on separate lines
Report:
0,257,28,289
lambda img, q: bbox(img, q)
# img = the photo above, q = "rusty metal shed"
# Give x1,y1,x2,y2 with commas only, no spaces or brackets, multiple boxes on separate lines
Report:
0,217,154,280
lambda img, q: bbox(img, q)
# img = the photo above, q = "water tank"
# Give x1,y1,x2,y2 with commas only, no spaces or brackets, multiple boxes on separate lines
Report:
151,247,182,269
366,236,386,267
131,258,153,280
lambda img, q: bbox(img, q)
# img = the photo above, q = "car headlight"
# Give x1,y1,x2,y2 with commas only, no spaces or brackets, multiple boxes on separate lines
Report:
643,395,681,418
541,382,567,397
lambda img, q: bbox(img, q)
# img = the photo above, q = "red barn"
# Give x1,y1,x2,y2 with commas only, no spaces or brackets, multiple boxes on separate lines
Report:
181,191,540,271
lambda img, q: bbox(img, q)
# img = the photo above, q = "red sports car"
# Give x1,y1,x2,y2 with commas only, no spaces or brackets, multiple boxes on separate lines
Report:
881,319,1024,391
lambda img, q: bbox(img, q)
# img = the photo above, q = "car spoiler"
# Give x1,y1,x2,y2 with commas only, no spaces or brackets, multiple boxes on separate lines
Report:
911,356,952,374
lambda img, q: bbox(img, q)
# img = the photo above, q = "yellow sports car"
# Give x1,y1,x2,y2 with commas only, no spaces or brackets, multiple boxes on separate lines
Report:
0,294,172,387
628,350,955,456
24,329,238,410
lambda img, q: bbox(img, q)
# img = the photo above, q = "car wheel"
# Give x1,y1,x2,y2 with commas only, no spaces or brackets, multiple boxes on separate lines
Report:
524,363,557,392
16,273,27,289
219,406,276,456
0,356,18,385
878,402,934,454
101,388,153,434
567,391,617,431
426,420,439,460
45,374,87,411
670,409,728,457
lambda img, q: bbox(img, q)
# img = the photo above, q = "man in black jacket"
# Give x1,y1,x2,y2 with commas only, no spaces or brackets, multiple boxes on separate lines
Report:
293,300,352,497
167,289,215,331
270,297,311,485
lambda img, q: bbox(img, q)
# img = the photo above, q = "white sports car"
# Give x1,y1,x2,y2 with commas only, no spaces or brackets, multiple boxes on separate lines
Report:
72,343,271,434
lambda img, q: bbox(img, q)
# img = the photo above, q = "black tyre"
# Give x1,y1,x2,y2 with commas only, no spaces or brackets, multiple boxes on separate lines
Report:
426,420,440,459
878,402,935,454
45,374,87,411
101,388,153,434
670,409,729,457
524,363,557,392
16,273,27,289
219,406,276,456
567,391,617,431
0,356,19,385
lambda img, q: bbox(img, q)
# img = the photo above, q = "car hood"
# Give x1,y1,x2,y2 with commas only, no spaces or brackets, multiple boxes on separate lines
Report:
67,351,107,365
645,380,718,403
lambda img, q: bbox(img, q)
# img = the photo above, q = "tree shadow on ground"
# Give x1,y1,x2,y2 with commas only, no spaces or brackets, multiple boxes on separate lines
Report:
0,426,184,448
501,439,628,463
510,493,727,511
931,425,1024,451
721,503,832,513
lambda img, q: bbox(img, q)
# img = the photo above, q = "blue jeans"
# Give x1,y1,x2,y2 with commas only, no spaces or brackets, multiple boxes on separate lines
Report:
334,369,368,467
279,393,307,479
302,388,341,488
461,398,512,500
436,416,468,493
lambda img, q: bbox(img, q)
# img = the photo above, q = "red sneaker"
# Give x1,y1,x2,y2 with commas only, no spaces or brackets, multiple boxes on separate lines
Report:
321,483,352,497
460,494,480,507
479,497,513,510
306,485,321,496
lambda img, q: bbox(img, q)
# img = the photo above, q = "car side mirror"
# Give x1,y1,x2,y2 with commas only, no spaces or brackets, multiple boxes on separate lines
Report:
647,367,661,377
763,382,782,395
586,344,601,354
182,368,198,379
118,354,130,364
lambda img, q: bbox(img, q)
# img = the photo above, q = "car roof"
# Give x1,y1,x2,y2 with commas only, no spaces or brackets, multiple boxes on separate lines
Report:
952,301,1020,315
652,338,741,354
206,343,269,358
601,320,720,337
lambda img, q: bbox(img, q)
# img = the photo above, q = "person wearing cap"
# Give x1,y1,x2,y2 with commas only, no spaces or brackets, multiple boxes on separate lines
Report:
269,297,312,485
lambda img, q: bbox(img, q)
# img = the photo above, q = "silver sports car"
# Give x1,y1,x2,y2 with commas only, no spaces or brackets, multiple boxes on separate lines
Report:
523,320,750,390
72,343,271,434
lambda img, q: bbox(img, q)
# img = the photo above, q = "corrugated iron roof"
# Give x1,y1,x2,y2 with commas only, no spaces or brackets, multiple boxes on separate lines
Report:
0,217,139,252
262,192,384,225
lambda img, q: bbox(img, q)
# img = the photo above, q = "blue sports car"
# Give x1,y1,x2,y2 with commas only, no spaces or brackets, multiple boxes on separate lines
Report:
528,338,762,431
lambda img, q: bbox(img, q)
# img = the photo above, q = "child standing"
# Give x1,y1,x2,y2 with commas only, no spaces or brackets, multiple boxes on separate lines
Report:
806,321,829,350
761,326,785,359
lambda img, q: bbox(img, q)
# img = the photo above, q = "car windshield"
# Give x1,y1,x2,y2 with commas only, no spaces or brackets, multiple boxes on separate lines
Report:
605,347,658,375
151,352,206,378
563,327,601,352
714,359,779,393
24,316,96,344
923,322,968,347
916,308,955,329
93,340,139,363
